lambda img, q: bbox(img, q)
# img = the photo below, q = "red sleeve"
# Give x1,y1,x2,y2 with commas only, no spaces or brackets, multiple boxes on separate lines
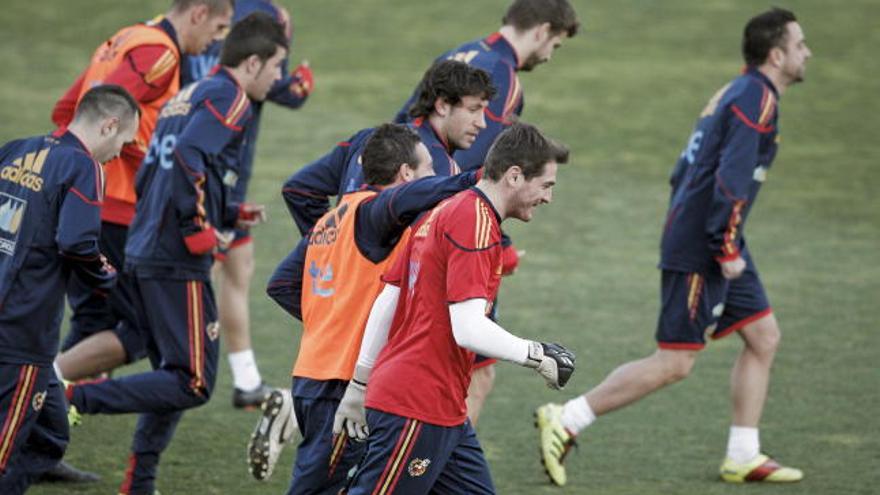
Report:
52,70,87,128
103,44,178,103
444,199,501,303
381,239,409,287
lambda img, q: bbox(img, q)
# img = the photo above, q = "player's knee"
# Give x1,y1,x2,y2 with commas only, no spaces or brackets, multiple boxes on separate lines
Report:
743,316,781,357
656,350,696,383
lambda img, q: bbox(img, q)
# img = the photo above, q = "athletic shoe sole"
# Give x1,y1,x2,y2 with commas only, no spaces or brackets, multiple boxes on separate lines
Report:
247,389,296,481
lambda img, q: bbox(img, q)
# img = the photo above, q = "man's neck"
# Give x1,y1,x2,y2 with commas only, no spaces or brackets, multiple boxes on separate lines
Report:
164,11,187,52
426,114,453,152
757,64,788,96
66,123,95,157
475,179,507,221
498,25,530,70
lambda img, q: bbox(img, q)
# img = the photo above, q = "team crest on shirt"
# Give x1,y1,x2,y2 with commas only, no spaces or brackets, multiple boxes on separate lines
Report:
407,458,431,477
206,321,220,341
32,391,47,412
0,192,27,256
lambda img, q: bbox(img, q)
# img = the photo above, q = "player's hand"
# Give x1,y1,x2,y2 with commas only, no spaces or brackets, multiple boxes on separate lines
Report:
524,342,576,390
237,202,267,228
501,245,525,276
332,379,368,441
290,61,314,98
720,256,746,280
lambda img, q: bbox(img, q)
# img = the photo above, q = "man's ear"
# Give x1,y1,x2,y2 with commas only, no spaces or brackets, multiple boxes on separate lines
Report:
101,116,120,137
535,22,552,42
190,4,209,25
433,97,451,118
505,165,523,186
398,163,415,182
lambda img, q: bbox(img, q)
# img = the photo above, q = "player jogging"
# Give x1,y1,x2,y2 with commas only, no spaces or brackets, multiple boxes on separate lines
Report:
336,123,575,494
535,7,812,486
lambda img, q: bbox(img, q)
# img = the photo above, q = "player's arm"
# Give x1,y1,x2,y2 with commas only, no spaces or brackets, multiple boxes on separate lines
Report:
282,130,367,235
448,299,574,390
57,152,116,289
444,209,574,389
706,85,774,277
266,237,307,320
452,62,517,170
263,1,313,108
333,283,401,440
104,44,180,166
52,71,87,128
354,171,480,262
172,90,251,254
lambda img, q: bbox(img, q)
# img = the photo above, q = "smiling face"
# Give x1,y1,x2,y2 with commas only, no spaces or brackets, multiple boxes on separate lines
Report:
507,161,558,221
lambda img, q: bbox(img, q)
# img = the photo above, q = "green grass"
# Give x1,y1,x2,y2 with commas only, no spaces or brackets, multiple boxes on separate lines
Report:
1,0,877,493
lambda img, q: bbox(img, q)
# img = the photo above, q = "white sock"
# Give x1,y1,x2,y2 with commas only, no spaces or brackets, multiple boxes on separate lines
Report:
560,396,596,435
726,426,760,463
228,349,262,391
53,361,65,381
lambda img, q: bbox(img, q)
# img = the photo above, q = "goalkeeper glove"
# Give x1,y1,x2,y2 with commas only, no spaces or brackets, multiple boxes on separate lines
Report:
332,364,370,441
524,342,576,390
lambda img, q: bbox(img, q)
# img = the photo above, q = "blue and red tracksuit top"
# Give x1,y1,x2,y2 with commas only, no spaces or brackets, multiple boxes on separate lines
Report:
125,67,253,281
181,0,308,203
267,171,479,320
394,32,523,172
281,118,462,237
0,131,114,365
661,68,780,273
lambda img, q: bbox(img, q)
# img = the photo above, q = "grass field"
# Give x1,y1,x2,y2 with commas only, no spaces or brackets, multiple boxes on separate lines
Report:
2,0,878,493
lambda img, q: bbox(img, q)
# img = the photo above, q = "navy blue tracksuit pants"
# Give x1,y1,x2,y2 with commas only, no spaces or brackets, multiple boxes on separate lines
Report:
69,277,219,495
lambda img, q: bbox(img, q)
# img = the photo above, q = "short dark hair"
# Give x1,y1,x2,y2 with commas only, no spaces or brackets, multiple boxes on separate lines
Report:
172,0,234,15
73,85,140,125
361,124,422,186
220,12,287,67
502,0,579,37
742,8,798,66
483,122,569,181
408,60,497,119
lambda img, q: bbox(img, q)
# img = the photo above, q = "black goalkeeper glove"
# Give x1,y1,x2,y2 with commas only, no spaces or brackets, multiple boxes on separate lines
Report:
524,341,576,390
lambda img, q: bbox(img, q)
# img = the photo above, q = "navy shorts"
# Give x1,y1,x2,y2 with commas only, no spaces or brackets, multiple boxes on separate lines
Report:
656,254,771,350
345,409,495,495
63,222,147,363
288,377,364,495
0,364,67,493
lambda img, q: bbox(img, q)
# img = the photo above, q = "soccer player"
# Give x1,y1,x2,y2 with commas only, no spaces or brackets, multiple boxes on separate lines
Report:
335,123,575,494
63,14,286,494
253,124,483,492
0,85,138,494
52,0,234,389
394,0,580,422
535,8,812,486
181,0,315,409
282,59,494,237
394,0,579,172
